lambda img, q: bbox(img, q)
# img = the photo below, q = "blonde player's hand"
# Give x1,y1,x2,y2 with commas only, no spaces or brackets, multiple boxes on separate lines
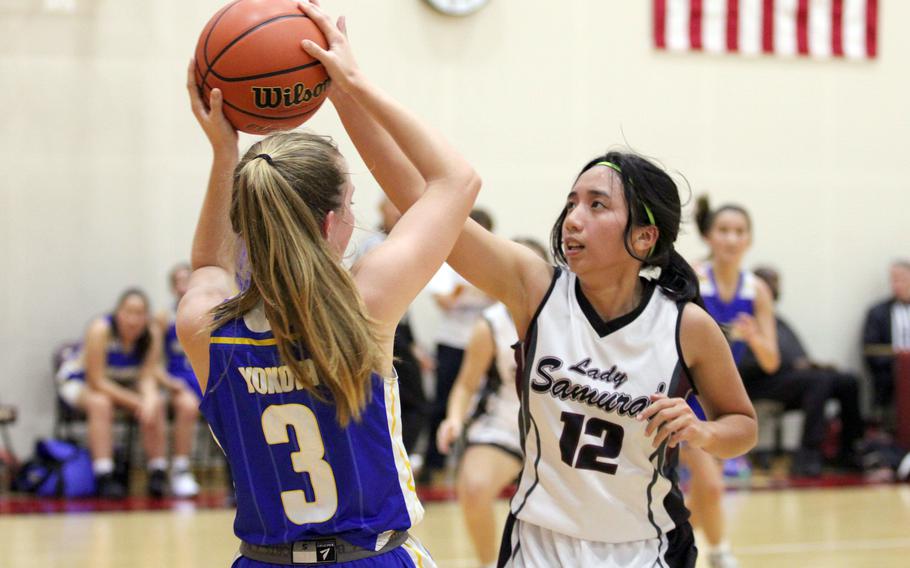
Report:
436,417,463,455
638,394,709,449
298,1,360,94
186,59,238,156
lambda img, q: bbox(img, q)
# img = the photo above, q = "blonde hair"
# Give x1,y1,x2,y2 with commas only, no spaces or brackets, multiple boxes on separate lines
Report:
212,132,384,426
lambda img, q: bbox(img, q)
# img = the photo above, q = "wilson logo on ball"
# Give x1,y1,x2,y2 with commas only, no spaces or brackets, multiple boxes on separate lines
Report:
252,79,330,110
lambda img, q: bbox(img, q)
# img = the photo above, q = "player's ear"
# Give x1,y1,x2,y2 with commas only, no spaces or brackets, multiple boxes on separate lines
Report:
322,210,335,239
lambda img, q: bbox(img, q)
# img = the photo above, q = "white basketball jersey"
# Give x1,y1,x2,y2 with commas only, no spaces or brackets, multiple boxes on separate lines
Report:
481,302,521,422
511,269,694,543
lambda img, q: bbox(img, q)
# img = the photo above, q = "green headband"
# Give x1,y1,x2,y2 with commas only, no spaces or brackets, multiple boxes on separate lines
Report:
594,161,656,257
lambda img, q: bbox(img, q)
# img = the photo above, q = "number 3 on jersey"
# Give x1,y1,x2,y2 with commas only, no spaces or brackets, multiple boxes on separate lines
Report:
261,404,338,524
559,411,625,475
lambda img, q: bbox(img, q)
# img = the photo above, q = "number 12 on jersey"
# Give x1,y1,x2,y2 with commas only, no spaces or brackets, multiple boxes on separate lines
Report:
559,411,625,475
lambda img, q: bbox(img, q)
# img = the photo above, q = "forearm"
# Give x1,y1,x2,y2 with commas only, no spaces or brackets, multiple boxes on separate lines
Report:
332,90,424,211
93,378,141,411
445,382,474,423
700,413,757,458
191,152,239,271
748,336,780,374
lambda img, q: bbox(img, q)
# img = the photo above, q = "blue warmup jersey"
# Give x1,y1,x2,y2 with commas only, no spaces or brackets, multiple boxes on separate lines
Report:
688,264,758,420
200,316,423,550
57,315,144,384
698,264,757,365
165,314,202,398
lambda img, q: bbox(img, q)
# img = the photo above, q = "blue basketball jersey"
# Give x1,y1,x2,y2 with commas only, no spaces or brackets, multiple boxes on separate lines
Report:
164,311,202,398
57,315,144,383
698,264,757,365
200,316,423,550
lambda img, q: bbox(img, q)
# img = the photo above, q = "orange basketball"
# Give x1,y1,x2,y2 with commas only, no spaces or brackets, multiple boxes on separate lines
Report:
194,0,330,135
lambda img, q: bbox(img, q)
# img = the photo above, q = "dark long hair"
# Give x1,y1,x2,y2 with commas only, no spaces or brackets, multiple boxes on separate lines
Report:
693,195,752,238
549,151,701,304
110,287,152,362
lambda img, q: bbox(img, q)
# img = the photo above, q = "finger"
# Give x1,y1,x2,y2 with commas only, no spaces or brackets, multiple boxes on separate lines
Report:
298,1,343,42
186,60,206,116
638,396,672,423
301,38,330,62
337,15,347,37
209,88,224,117
644,403,687,437
652,415,691,447
668,425,697,448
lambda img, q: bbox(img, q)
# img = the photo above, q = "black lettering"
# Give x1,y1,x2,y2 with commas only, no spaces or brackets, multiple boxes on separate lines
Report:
252,86,282,109
568,358,591,375
531,357,562,392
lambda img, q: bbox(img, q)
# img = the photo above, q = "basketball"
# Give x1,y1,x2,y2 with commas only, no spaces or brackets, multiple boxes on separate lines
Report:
194,0,330,134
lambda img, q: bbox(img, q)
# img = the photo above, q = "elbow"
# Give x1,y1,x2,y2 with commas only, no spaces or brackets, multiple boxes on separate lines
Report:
462,169,482,201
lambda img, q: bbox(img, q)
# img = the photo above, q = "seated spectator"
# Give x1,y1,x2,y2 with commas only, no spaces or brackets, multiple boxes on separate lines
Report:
739,266,864,477
155,262,201,498
56,288,169,498
862,259,910,422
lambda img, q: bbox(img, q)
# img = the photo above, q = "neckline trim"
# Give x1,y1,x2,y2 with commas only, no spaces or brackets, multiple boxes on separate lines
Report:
574,276,656,338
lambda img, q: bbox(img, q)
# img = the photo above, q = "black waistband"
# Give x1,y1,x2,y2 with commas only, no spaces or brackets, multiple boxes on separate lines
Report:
239,531,409,565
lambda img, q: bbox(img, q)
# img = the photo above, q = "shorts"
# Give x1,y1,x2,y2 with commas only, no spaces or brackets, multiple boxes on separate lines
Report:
498,514,696,568
465,408,522,460
231,536,435,568
58,378,86,409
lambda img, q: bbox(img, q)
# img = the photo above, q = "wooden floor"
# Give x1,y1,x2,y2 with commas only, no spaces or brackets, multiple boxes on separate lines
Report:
2,486,910,567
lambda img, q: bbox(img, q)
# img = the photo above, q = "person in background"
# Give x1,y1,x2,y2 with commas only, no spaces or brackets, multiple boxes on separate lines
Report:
57,288,168,498
436,237,548,568
155,262,202,497
349,198,430,459
421,208,495,482
689,197,779,568
862,260,910,424
742,266,864,476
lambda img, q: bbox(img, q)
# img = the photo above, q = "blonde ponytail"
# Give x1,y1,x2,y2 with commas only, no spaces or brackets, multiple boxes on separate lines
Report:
212,132,384,426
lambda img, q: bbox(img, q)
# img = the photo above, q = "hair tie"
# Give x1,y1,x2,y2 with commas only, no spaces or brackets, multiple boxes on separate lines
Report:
255,153,274,165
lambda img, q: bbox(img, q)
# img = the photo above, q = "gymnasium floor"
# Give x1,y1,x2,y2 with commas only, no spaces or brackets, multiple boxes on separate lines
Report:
2,481,909,568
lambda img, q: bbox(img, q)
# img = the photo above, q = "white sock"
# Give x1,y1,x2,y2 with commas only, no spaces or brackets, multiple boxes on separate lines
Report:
172,455,190,473
147,457,167,472
93,458,114,475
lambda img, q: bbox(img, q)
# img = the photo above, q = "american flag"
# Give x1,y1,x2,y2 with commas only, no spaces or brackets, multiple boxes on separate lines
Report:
654,0,879,59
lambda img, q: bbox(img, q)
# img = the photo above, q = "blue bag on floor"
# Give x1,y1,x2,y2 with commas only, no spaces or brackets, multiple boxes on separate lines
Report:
15,439,95,498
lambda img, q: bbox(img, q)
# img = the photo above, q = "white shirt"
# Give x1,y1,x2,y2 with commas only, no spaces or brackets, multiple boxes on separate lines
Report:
427,263,493,348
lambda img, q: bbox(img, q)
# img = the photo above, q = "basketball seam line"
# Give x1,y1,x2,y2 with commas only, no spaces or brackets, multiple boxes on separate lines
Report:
202,0,243,69
202,13,310,86
208,60,324,83
220,97,324,121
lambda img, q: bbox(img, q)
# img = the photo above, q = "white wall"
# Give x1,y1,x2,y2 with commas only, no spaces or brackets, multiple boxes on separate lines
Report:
2,0,908,455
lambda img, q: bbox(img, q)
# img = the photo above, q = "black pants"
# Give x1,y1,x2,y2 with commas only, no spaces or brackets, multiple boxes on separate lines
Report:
393,323,427,455
745,367,863,457
423,344,465,470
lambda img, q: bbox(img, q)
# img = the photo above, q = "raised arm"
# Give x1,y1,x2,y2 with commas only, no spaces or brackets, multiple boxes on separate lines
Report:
317,20,551,334
298,3,483,330
437,319,496,454
176,62,242,391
